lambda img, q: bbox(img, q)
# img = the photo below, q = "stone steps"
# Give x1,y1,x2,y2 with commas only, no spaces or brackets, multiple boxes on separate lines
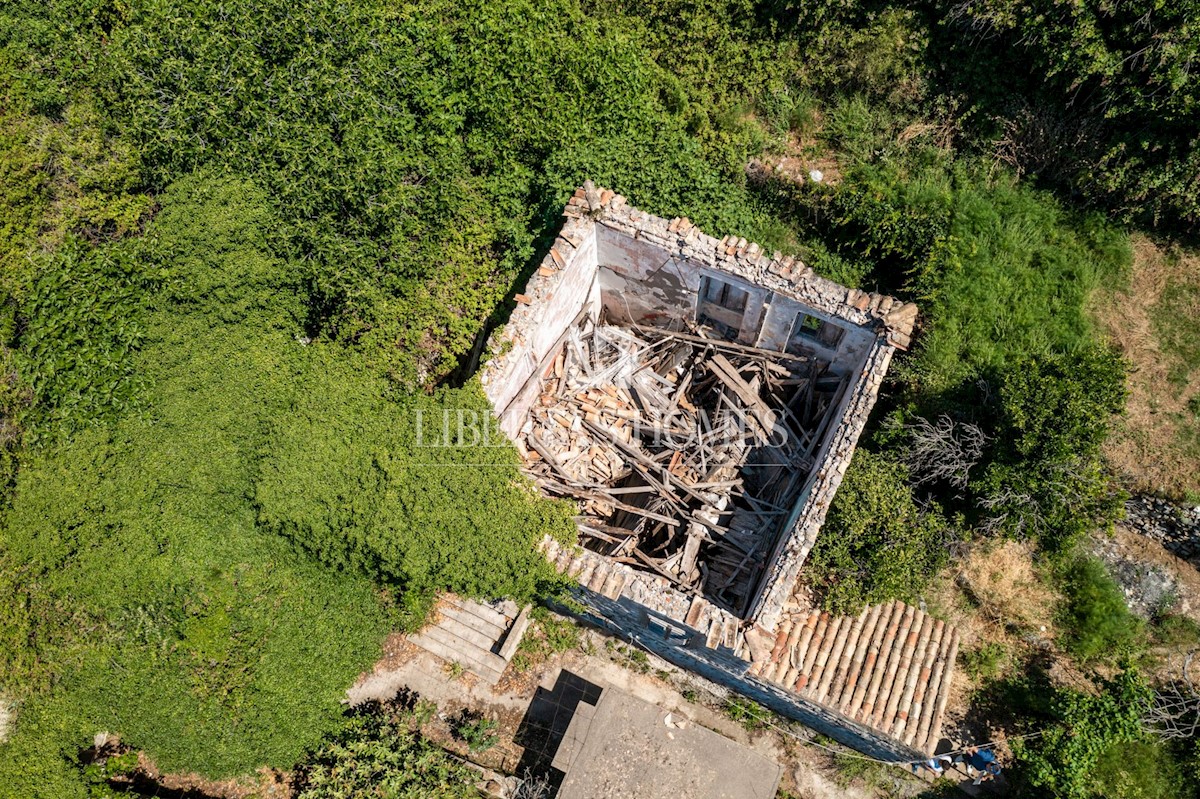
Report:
761,600,959,754
409,624,506,683
406,595,525,686
438,600,510,642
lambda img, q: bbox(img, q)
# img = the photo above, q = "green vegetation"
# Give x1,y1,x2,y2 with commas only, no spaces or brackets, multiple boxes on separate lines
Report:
1088,740,1189,799
808,450,950,613
0,0,1196,794
930,0,1200,230
450,710,501,754
294,702,478,799
1058,556,1145,664
723,695,768,731
1009,671,1182,799
960,642,1009,682
512,607,583,672
0,173,569,795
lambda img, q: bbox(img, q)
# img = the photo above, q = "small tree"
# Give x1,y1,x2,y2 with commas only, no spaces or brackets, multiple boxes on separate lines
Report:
973,347,1127,551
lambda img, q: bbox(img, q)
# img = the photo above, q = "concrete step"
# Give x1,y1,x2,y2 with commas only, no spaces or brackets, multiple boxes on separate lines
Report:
434,610,506,653
410,624,505,682
437,603,508,645
550,701,596,773
443,595,513,628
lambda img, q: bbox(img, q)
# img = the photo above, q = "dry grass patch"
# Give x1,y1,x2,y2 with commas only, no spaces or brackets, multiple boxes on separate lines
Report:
1092,235,1200,499
958,540,1060,635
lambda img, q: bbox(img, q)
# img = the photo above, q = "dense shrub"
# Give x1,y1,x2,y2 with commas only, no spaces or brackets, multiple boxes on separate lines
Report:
1057,555,1144,664
0,174,569,795
16,239,155,431
1012,671,1155,799
0,0,816,387
806,449,951,613
971,348,1128,551
933,0,1200,232
294,704,477,799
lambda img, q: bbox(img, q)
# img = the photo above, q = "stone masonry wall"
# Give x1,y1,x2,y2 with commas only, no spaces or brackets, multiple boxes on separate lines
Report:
482,182,918,634
479,213,598,437
1125,495,1200,563
749,339,895,629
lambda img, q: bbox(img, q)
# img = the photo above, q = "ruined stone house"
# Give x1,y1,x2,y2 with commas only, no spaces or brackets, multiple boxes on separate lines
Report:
479,182,959,761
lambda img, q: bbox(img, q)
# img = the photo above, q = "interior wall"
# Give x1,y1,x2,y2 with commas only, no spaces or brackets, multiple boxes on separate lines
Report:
595,225,877,366
486,226,599,437
756,295,876,374
596,226,770,344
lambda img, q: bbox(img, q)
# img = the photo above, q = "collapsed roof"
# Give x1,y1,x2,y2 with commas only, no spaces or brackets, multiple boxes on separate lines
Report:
478,184,955,759
481,181,917,629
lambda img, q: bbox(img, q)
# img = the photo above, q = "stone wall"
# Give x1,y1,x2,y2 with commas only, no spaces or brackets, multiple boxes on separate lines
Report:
748,339,895,629
482,183,918,632
479,182,928,761
479,214,598,437
588,187,918,350
1125,495,1200,563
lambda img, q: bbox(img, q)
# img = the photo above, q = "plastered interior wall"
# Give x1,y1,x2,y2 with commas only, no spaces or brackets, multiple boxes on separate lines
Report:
596,226,771,345
755,294,875,374
596,224,873,372
485,226,599,437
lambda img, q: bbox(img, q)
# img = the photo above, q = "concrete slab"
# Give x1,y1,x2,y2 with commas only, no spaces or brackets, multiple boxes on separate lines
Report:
557,688,782,799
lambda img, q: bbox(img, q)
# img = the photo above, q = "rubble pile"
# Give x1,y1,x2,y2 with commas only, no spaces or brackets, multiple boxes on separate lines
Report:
517,319,848,613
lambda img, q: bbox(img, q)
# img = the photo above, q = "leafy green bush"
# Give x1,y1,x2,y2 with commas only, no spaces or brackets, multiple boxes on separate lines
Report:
0,0,808,387
450,710,500,753
933,0,1200,232
295,705,477,799
807,450,951,614
1012,671,1154,799
0,173,570,796
1057,556,1144,665
971,347,1127,551
1088,740,1189,799
16,238,155,432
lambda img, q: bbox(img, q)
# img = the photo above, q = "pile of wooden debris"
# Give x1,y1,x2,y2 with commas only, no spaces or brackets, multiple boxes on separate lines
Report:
517,320,849,614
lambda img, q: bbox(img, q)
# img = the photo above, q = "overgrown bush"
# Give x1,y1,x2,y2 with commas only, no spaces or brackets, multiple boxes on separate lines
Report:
1057,556,1144,665
0,174,569,795
1011,671,1156,799
807,449,952,613
971,347,1128,551
295,704,477,799
932,0,1200,232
